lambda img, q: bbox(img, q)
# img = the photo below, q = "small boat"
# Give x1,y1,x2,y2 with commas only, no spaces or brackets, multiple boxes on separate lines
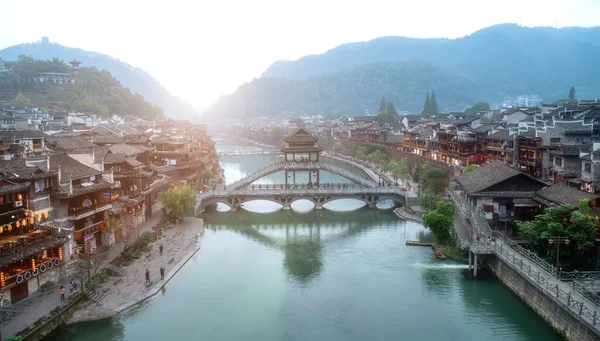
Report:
406,240,433,247
434,249,447,260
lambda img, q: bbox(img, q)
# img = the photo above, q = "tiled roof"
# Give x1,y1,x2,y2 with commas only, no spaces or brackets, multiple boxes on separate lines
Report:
103,152,127,164
107,143,149,156
0,131,46,140
549,145,582,156
457,161,525,194
487,130,512,141
49,153,100,180
46,136,97,151
534,183,599,206
0,159,56,180
0,178,30,195
284,128,319,143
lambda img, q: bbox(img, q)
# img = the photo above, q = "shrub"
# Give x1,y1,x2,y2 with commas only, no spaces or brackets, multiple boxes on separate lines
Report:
99,272,109,283
86,282,98,291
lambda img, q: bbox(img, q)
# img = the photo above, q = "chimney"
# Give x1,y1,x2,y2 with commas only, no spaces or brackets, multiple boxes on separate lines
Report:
46,155,50,172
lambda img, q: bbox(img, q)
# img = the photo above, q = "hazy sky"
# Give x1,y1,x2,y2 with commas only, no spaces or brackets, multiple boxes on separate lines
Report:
1,0,599,109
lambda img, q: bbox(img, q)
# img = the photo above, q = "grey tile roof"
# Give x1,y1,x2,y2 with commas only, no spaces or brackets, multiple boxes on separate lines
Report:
49,153,101,180
534,183,599,206
46,136,97,151
457,161,525,194
487,130,512,141
107,144,149,156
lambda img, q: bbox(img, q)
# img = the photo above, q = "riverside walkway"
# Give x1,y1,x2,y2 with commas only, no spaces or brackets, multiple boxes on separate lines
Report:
449,188,600,335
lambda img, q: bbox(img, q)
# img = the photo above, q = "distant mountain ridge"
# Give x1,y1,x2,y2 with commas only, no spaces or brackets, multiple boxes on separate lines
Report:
0,40,198,119
207,24,600,118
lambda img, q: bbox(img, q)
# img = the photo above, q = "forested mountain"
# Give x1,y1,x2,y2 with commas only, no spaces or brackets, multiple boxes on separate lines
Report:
206,61,479,118
209,23,600,117
0,56,163,119
0,41,198,119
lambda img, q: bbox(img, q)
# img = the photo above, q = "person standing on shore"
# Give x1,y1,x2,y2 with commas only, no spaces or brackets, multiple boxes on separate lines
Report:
60,286,65,301
159,244,164,256
145,269,150,283
68,281,73,297
160,266,165,280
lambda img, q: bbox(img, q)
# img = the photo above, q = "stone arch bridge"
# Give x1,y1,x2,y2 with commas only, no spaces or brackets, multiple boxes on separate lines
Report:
196,159,409,213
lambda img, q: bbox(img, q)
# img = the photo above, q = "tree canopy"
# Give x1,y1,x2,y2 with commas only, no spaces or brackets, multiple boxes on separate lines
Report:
12,92,31,106
0,55,164,119
423,201,455,244
518,200,597,269
160,186,197,217
465,101,490,115
569,86,576,100
463,164,479,174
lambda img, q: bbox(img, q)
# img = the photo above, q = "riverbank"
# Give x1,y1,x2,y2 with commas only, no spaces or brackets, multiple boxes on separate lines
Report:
393,207,424,223
67,217,205,325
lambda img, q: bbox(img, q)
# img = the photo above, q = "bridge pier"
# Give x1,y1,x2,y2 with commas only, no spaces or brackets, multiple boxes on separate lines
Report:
315,203,323,210
282,203,291,210
473,252,478,277
468,250,472,272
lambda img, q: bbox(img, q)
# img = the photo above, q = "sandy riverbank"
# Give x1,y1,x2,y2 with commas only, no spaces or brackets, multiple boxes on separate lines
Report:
68,217,205,324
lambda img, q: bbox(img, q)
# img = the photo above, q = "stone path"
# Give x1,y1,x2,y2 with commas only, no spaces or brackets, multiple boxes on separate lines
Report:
0,202,166,340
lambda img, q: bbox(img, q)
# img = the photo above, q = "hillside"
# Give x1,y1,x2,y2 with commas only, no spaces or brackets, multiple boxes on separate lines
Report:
0,40,198,119
205,61,479,117
0,56,163,119
262,24,600,104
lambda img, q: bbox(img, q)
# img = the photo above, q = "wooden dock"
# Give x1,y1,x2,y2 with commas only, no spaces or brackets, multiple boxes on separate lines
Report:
405,240,434,247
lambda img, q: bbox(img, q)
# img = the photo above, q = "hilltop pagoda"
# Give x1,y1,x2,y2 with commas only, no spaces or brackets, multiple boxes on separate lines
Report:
281,128,323,187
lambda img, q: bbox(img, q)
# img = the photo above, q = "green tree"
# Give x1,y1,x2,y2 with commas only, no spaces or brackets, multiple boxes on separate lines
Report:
160,186,197,217
569,86,576,101
421,92,431,116
423,167,449,195
518,201,596,269
379,96,386,112
268,127,284,143
423,201,455,244
386,101,397,116
419,189,438,211
463,164,479,174
12,92,31,106
430,90,438,115
376,109,398,126
465,101,490,115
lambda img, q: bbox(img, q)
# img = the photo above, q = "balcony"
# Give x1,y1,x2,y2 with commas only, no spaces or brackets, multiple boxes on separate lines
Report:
74,221,104,241
0,231,65,268
68,199,112,220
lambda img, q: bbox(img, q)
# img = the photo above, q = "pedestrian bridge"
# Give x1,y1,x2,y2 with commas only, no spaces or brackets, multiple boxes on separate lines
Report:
228,160,379,190
196,158,407,213
218,151,280,156
196,185,407,212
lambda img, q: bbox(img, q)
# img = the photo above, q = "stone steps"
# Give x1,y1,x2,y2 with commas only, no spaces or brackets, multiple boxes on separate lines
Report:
105,264,126,277
83,288,106,304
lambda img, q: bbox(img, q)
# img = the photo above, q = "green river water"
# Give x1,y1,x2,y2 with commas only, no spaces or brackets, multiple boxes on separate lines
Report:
48,136,561,341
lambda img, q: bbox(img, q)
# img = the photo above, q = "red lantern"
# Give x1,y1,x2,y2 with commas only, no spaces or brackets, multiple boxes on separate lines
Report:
31,258,36,271
29,217,34,225
17,194,23,201
43,211,49,219
37,213,42,223
0,272,4,287
15,221,19,229
22,219,27,227
24,210,28,217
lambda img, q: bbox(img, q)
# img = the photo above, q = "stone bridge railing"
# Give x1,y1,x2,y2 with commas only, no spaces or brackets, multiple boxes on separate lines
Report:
199,186,403,200
228,160,378,190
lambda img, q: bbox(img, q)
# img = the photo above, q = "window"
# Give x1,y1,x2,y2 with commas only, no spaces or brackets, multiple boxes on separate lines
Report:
550,138,561,145
44,178,53,189
585,163,592,173
555,157,562,167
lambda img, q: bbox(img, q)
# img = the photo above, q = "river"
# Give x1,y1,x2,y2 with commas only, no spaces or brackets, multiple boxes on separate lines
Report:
48,135,561,341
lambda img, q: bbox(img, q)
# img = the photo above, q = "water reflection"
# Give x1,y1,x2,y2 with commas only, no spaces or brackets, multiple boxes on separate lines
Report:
204,208,404,283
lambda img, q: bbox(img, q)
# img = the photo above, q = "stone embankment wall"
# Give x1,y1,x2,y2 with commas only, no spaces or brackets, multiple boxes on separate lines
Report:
489,257,600,341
